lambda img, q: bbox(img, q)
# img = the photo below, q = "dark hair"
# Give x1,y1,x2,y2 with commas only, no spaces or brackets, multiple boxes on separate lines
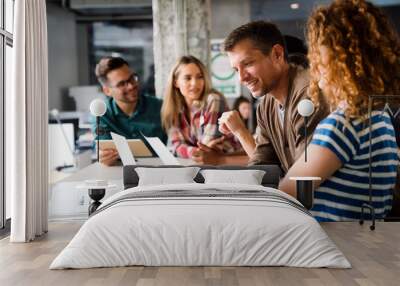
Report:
284,35,307,55
284,35,309,68
95,57,129,86
233,96,250,112
223,21,287,59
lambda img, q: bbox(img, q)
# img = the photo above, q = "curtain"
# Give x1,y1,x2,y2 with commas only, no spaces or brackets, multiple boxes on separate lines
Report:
9,0,48,242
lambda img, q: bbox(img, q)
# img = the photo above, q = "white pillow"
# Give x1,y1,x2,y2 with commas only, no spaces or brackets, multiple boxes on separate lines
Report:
200,169,266,185
136,167,200,186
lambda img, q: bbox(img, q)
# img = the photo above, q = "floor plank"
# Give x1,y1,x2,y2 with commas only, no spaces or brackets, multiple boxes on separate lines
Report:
0,222,399,286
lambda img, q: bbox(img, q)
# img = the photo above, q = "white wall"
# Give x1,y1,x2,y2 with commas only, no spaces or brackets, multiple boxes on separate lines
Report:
47,2,80,110
77,23,90,85
210,0,250,39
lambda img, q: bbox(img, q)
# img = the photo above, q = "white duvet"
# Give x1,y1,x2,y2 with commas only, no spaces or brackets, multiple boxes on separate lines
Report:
50,183,351,269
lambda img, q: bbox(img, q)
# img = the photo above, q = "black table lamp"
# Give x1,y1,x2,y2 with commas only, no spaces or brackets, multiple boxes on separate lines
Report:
89,99,107,162
87,99,107,215
290,99,320,210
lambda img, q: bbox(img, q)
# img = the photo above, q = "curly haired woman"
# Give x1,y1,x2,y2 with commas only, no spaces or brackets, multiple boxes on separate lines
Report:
279,0,400,221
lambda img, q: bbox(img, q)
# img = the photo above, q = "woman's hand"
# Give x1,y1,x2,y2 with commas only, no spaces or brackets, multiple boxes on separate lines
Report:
205,136,225,152
191,143,222,165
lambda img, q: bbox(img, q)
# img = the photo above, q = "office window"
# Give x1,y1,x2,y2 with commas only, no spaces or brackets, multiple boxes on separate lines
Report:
89,21,155,96
1,0,13,231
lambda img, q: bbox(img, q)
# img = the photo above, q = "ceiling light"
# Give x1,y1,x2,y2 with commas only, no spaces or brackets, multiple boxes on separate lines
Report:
290,3,300,10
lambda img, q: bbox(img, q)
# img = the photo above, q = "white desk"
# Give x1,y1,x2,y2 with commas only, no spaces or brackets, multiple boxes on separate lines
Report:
49,158,194,221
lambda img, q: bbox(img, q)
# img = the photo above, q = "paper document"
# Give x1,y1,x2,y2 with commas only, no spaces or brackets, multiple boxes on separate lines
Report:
110,132,136,165
143,136,181,165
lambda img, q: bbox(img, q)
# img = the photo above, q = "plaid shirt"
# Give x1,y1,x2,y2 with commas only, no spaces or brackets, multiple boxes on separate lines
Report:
168,93,242,158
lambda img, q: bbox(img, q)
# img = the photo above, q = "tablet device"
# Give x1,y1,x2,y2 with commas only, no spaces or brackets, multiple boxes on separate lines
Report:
99,137,152,157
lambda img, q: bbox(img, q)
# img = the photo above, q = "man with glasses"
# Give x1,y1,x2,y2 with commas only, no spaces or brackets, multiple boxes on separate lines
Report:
94,56,166,166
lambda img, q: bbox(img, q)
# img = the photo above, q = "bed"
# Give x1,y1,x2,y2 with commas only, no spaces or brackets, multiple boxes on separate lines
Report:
50,165,350,269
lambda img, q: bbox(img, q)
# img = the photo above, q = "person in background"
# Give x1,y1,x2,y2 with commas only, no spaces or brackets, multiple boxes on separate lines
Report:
94,56,166,166
232,96,252,130
218,21,330,173
161,55,247,165
279,0,400,221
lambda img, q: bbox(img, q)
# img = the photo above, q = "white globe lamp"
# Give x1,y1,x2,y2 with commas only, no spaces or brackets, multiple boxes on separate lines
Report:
90,99,107,117
297,99,315,117
89,99,107,162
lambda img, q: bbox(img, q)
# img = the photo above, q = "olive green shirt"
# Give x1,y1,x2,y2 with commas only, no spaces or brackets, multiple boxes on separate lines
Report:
93,95,167,143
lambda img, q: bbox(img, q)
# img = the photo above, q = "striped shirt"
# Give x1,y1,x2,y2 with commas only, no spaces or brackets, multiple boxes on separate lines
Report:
168,93,241,158
310,110,399,221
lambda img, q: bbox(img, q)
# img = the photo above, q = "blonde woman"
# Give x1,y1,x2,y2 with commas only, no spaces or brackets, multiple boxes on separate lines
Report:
161,55,246,164
279,0,400,221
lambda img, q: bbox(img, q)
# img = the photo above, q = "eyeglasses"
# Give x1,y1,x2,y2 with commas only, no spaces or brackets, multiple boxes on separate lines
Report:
109,73,139,89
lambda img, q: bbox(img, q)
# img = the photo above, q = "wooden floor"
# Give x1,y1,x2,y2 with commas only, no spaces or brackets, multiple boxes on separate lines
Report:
0,222,399,286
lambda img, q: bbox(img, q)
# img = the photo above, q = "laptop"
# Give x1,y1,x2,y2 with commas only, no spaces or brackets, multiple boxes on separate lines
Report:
142,135,181,165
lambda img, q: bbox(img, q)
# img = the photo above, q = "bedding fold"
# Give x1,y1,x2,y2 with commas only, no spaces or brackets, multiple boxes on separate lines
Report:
50,183,351,269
